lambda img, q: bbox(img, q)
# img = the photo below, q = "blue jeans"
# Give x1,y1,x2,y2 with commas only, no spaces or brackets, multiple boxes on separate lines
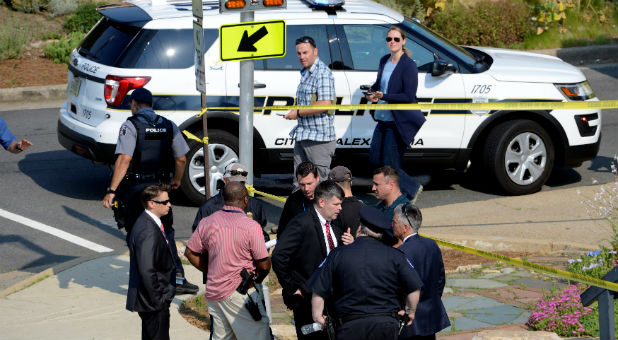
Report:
369,121,421,199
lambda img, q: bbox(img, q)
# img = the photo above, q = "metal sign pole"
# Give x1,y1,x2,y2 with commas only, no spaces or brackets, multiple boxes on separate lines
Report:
193,0,210,199
239,10,255,186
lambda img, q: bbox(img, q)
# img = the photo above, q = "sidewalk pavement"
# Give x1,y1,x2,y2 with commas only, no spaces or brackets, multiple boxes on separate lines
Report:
0,183,610,340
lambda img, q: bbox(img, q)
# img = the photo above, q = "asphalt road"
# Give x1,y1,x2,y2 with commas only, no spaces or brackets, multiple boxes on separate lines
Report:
0,64,616,291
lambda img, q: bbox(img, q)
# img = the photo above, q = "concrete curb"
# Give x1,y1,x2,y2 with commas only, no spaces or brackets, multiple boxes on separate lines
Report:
534,44,618,65
0,84,66,104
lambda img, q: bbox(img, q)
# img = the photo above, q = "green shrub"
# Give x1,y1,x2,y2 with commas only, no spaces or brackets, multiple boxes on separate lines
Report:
43,31,84,63
10,0,48,13
0,16,30,59
428,0,533,47
48,0,79,17
63,1,104,33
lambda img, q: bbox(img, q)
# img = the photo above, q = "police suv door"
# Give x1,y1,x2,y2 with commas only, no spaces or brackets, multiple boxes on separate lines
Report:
335,21,467,168
224,22,352,159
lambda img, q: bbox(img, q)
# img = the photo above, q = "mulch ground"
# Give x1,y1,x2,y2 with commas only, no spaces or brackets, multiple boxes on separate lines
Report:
0,55,67,88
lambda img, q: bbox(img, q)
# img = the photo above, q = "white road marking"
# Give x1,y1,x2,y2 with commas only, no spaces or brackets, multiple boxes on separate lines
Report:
0,208,114,253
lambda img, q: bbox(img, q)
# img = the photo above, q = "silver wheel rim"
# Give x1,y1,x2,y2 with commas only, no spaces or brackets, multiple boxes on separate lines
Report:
504,132,547,186
188,143,239,196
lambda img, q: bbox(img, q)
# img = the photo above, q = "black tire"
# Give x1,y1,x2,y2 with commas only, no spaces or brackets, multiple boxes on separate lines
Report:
483,119,554,195
180,129,239,205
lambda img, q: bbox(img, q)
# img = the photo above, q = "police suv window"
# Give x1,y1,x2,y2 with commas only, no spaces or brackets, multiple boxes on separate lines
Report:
117,29,218,69
341,25,434,72
257,25,332,71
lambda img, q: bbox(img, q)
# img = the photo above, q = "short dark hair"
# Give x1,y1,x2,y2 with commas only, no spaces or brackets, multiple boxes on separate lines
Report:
296,161,319,179
295,36,316,48
140,183,170,208
374,166,400,187
314,180,344,202
222,181,248,205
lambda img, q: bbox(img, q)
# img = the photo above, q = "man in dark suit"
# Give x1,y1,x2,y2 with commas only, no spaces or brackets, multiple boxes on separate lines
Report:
273,180,350,340
393,203,450,340
277,161,320,238
126,184,177,340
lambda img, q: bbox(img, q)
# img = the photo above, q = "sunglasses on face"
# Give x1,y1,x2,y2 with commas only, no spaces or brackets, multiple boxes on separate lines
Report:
295,36,316,47
386,37,401,42
151,199,171,205
228,170,249,177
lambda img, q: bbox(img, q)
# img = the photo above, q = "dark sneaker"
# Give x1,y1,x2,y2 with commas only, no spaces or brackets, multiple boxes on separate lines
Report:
175,278,198,295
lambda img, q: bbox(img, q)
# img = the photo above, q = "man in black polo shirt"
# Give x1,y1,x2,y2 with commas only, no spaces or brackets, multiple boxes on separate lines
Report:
277,161,320,238
329,165,364,236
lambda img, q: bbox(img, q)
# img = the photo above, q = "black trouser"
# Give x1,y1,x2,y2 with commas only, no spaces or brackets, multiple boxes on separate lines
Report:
292,297,329,340
121,182,184,276
336,315,399,340
138,307,170,340
400,334,436,340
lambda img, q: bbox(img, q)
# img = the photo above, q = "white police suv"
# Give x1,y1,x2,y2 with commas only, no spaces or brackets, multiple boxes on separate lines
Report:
58,0,602,204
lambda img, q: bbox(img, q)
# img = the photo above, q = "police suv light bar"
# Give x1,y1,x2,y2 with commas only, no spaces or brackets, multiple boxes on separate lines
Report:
219,0,286,12
304,0,344,8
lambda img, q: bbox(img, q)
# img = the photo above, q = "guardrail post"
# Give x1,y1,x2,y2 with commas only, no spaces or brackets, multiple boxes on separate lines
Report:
581,267,618,340
598,289,615,340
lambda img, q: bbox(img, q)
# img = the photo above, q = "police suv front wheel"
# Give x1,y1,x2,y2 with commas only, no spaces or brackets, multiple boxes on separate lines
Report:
483,119,554,195
180,129,239,205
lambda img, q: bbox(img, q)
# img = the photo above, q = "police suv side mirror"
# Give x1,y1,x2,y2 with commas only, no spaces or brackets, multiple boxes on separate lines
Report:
431,54,456,77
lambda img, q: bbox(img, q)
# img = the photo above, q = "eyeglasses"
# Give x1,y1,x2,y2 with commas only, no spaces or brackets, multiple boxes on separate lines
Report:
385,37,401,43
295,36,316,47
227,170,248,177
151,199,171,205
401,204,413,226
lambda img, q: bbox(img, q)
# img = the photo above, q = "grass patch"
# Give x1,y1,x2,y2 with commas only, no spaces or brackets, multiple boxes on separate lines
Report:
514,6,618,50
0,14,31,59
179,295,211,332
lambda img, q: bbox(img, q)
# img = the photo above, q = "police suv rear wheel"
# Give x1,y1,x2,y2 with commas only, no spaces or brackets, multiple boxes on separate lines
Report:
180,129,239,204
483,119,554,195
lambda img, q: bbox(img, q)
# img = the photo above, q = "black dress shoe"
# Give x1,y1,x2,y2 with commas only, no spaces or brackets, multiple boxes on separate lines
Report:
175,278,198,295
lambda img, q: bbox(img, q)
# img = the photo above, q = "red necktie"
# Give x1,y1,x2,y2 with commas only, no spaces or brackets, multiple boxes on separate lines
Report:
325,221,335,252
160,223,167,240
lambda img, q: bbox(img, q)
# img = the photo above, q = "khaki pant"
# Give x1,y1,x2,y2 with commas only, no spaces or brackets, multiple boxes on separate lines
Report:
207,286,270,340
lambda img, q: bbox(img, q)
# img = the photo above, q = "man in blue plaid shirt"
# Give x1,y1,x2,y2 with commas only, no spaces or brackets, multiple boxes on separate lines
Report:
284,36,336,183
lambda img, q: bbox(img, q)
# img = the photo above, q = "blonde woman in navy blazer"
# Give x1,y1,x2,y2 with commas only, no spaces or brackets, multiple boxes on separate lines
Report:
366,26,426,201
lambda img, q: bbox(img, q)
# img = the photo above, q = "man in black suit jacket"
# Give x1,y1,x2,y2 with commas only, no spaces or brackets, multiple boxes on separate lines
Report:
393,203,450,340
273,180,352,340
127,184,177,340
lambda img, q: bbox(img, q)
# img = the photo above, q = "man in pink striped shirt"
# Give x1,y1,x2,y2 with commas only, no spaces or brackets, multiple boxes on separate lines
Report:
185,181,271,340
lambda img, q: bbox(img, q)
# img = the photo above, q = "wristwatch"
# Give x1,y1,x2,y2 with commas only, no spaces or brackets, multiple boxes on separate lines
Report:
106,187,116,194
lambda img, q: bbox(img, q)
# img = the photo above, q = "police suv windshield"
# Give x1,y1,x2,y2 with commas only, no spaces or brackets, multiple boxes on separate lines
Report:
401,18,483,71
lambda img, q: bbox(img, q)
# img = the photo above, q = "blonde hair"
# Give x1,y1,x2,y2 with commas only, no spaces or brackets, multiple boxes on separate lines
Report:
387,26,411,57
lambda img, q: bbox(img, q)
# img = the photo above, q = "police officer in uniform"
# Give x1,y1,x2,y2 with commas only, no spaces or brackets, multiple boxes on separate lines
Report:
102,87,198,295
308,206,423,340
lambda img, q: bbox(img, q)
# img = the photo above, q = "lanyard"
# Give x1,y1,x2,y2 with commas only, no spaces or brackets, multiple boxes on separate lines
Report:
222,209,244,214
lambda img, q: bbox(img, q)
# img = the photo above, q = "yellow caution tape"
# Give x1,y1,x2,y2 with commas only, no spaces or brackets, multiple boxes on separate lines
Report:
182,130,208,145
420,233,618,292
246,185,287,203
197,107,208,118
200,99,617,113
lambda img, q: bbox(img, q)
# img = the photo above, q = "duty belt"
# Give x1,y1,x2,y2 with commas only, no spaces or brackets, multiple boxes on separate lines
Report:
125,172,170,184
338,312,399,325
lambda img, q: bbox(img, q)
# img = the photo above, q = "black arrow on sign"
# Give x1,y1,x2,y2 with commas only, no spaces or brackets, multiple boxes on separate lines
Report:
237,26,268,52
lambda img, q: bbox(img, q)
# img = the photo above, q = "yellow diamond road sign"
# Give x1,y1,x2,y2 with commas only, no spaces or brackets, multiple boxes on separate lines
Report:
219,20,286,62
